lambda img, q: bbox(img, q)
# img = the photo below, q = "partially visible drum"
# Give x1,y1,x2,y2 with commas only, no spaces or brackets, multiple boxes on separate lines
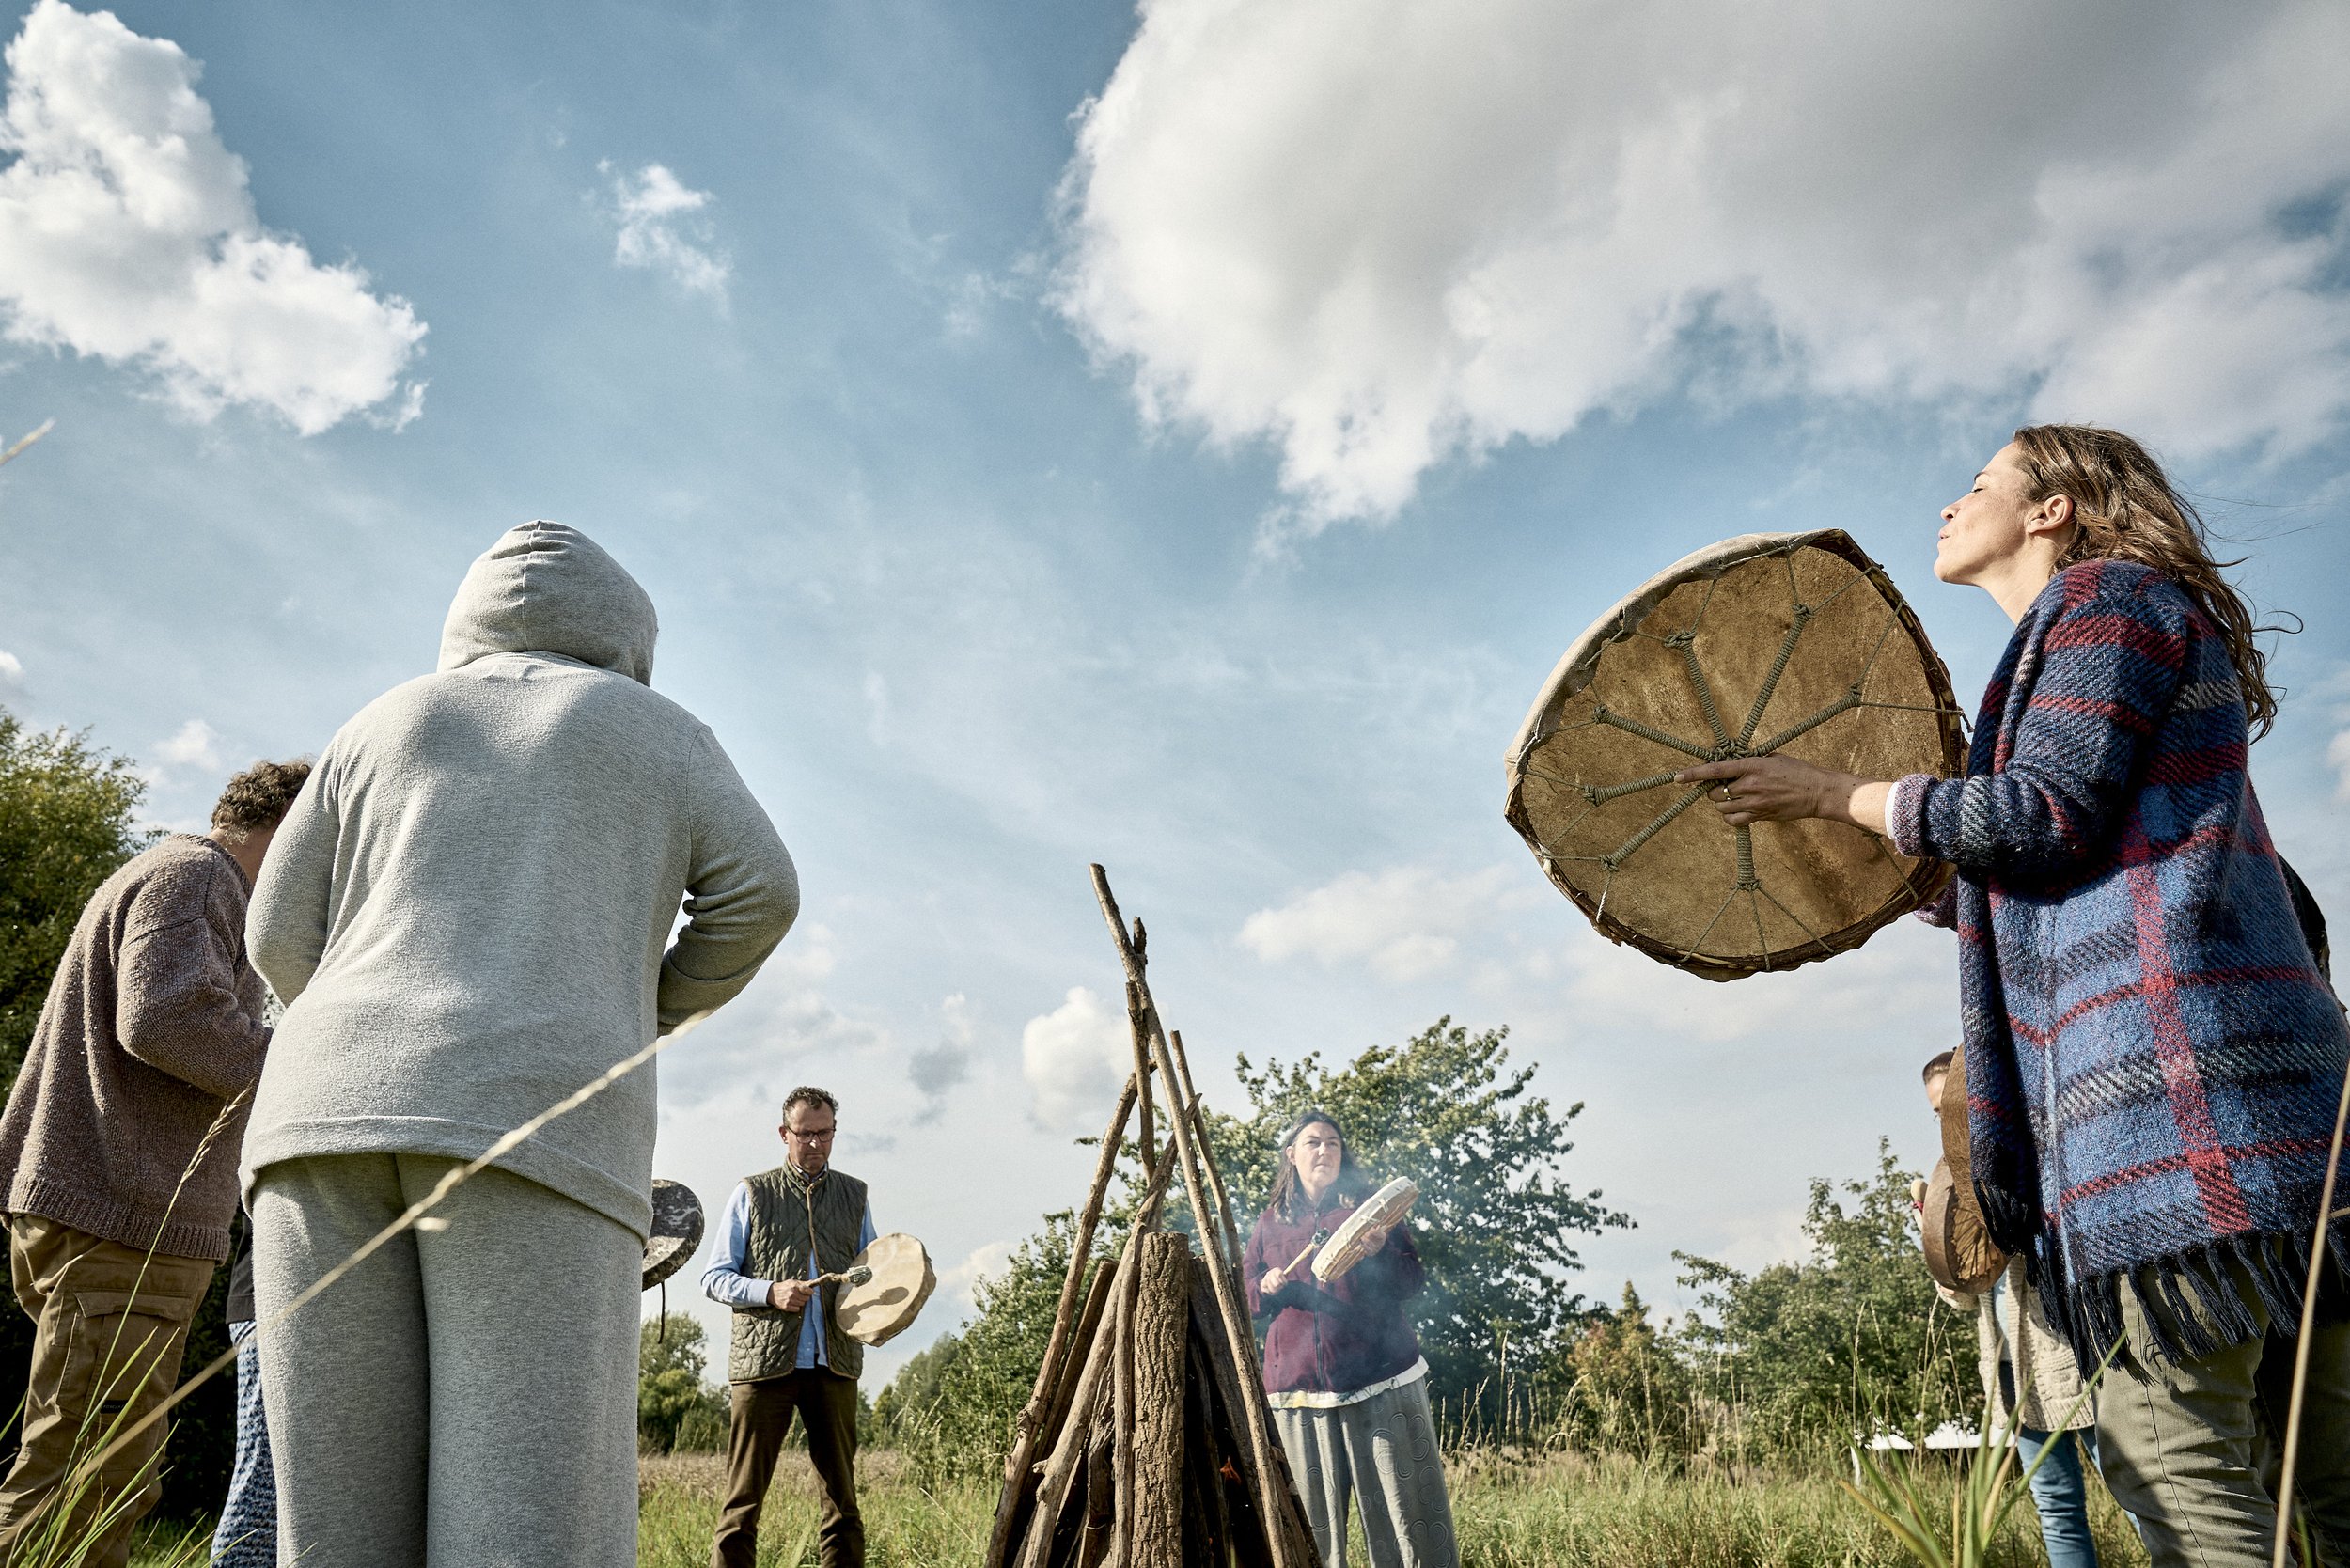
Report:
836,1233,937,1346
1921,1157,2006,1294
1506,529,1964,981
643,1178,704,1290
1312,1178,1418,1283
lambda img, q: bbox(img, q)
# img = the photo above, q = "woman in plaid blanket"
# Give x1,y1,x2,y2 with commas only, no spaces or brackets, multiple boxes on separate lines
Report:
1683,425,2349,1568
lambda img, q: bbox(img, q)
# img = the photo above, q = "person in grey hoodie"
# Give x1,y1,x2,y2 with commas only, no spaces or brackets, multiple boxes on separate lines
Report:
243,521,798,1568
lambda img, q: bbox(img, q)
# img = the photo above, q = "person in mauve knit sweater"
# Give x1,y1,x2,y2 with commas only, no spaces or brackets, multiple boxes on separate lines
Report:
1684,425,2349,1568
0,759,310,1568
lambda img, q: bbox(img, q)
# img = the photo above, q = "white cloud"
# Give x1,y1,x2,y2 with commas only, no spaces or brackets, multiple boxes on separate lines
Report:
2330,728,2350,805
908,992,977,1124
1239,864,1524,982
658,924,893,1105
0,649,22,687
1020,985,1130,1131
1058,0,2350,528
601,162,730,303
153,716,223,772
0,1,425,434
1539,916,1954,1047
936,1238,1018,1320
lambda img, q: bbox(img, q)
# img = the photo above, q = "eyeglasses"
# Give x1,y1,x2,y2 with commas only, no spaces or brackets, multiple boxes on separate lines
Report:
785,1124,837,1142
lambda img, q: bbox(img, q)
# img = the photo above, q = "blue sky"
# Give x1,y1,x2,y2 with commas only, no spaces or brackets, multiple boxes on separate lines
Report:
2,0,2346,1383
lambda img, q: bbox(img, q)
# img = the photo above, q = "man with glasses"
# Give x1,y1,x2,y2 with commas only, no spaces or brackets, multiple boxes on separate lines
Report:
703,1086,876,1568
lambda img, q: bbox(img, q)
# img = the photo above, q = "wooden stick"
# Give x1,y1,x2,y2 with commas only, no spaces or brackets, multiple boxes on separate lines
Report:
1037,1261,1114,1467
1185,1269,1280,1568
1016,1147,1178,1568
1173,1029,1246,1273
1130,1233,1191,1565
1091,864,1311,1568
1112,1219,1140,1568
986,1076,1140,1568
2272,1031,2350,1568
1124,980,1158,1177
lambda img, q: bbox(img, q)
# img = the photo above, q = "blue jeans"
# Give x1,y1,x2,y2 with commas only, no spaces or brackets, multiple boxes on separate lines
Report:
2017,1424,2101,1568
209,1322,277,1568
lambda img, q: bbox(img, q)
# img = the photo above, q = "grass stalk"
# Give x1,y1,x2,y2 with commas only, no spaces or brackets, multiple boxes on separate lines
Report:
2273,1035,2350,1568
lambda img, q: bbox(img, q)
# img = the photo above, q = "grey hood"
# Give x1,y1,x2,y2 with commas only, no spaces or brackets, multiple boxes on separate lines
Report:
436,521,658,685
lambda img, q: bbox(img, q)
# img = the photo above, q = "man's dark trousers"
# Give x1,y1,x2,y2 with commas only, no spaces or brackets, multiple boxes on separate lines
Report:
712,1369,863,1568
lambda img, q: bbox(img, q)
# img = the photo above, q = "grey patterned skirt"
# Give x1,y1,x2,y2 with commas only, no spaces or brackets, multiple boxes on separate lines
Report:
1270,1373,1460,1568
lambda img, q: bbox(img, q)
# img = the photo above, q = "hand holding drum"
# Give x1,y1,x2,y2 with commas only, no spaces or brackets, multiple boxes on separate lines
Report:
1309,1178,1418,1285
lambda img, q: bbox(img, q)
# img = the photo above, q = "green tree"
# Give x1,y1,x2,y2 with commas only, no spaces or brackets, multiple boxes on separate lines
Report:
0,710,152,1090
1202,1017,1630,1427
1552,1282,1700,1463
639,1316,728,1452
0,712,179,1497
1673,1141,1977,1457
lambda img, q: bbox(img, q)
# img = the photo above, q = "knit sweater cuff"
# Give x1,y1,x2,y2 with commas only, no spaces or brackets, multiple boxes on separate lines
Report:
1887,773,1935,859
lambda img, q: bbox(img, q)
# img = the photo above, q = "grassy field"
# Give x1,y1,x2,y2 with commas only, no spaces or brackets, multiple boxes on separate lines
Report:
129,1446,2152,1567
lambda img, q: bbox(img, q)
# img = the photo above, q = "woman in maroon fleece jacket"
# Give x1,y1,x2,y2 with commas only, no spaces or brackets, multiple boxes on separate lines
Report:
1243,1111,1458,1568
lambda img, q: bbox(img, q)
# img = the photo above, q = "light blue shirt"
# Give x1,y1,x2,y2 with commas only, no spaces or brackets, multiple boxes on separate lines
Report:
699,1176,877,1371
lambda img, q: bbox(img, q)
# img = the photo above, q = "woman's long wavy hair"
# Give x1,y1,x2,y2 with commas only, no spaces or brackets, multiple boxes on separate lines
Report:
2013,423,2286,738
1266,1111,1372,1221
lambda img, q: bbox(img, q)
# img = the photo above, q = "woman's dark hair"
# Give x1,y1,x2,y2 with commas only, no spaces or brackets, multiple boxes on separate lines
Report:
211,759,312,840
2012,424,2285,739
1266,1110,1372,1220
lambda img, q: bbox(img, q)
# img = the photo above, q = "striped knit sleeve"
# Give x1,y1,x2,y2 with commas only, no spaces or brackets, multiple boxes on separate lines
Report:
1888,568,2190,878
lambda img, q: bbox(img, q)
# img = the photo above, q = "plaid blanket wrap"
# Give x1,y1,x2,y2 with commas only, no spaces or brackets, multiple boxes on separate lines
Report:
1889,559,2349,1372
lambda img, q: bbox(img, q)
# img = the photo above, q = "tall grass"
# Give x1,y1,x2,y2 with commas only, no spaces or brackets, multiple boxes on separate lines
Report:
620,1446,2153,1568
635,1452,989,1568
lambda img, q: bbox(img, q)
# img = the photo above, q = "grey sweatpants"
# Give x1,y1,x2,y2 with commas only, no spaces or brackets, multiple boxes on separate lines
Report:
251,1153,642,1568
1271,1373,1460,1568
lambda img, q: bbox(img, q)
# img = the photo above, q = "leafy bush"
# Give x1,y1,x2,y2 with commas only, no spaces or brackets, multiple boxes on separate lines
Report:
0,709,151,1093
1548,1284,1701,1464
640,1316,728,1453
1672,1142,1977,1459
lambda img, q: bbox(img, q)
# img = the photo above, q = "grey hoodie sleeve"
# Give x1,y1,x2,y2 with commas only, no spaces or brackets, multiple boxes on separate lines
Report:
246,761,339,1007
658,729,797,1032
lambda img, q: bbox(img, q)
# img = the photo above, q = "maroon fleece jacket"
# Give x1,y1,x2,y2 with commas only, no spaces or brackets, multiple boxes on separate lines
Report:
0,835,269,1262
1243,1186,1427,1399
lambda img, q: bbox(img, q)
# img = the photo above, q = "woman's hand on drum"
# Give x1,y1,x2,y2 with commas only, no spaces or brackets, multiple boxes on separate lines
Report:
1677,755,1891,836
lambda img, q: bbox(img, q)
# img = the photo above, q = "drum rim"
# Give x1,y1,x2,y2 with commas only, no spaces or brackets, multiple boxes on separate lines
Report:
1504,528,1964,982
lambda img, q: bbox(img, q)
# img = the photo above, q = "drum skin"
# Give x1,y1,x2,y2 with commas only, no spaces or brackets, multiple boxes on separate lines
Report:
1922,1157,2007,1294
643,1178,705,1290
836,1232,937,1346
1506,529,1964,981
1312,1178,1418,1284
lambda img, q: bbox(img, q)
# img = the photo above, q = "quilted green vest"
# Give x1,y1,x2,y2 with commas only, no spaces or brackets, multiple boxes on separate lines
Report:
727,1163,869,1383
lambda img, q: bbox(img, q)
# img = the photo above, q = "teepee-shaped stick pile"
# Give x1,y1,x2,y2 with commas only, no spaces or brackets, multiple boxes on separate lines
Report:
983,866,1320,1568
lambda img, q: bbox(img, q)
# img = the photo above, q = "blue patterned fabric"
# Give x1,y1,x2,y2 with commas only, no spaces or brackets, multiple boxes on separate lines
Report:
208,1324,276,1568
1888,559,2349,1372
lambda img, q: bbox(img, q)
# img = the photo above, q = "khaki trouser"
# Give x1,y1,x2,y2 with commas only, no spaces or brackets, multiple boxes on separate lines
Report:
713,1370,863,1568
2098,1268,2350,1568
0,1215,212,1568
